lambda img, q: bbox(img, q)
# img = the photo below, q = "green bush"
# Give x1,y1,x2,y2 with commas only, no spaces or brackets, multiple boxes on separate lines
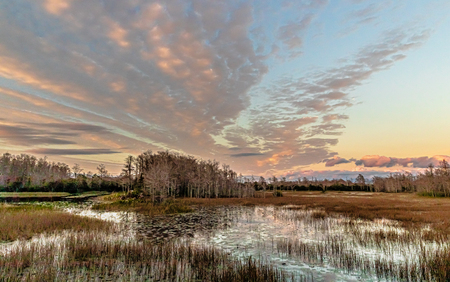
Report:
273,190,283,197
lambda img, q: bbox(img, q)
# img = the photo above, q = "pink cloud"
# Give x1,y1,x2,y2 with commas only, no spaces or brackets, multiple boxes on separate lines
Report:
321,155,450,168
323,156,351,167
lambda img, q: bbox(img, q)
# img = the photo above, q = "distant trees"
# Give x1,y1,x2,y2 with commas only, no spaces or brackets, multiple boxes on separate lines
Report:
0,153,70,188
366,160,450,196
97,164,108,178
72,164,83,178
4,150,450,198
122,156,135,193
0,150,255,198
356,174,365,186
0,153,119,193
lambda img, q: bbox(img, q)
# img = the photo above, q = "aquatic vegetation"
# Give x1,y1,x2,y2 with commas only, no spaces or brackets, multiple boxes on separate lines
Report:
0,231,289,282
192,205,450,281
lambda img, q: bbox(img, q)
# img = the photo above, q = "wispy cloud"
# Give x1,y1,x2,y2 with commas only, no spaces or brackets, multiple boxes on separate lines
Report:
0,1,444,175
230,153,265,158
28,148,120,155
0,123,76,146
221,27,432,176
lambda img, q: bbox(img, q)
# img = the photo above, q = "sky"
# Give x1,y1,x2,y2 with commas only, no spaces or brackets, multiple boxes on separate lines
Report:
0,0,449,180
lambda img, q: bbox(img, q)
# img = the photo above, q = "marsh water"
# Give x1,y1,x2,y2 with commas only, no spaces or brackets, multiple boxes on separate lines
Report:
58,203,447,281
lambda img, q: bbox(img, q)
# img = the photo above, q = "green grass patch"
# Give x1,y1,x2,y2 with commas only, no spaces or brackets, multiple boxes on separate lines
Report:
0,204,112,242
273,190,283,197
0,192,71,198
417,191,449,198
65,191,110,199
97,191,126,201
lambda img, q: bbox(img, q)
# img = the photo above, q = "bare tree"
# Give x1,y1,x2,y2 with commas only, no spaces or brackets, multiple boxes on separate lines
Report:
122,155,135,193
72,164,83,178
97,164,108,178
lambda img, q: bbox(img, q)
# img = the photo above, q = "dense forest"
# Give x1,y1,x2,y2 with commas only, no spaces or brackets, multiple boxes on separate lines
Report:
1,152,450,197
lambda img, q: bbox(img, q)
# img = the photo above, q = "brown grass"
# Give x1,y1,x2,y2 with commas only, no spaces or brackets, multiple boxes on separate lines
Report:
92,198,193,215
183,191,450,232
0,204,112,242
0,231,290,282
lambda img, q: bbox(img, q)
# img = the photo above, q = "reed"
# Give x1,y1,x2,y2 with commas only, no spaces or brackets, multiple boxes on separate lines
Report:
185,191,450,232
0,204,112,242
0,231,288,282
267,205,450,281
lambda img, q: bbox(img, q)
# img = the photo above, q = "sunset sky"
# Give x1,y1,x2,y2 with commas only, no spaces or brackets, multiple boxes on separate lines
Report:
0,0,449,180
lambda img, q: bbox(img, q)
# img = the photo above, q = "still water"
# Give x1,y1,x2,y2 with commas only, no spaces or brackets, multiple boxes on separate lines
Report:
62,203,445,281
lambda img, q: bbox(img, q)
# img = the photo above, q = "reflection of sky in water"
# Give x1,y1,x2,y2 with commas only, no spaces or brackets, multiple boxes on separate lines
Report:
3,204,447,282
64,207,137,224
192,206,362,281
191,206,447,282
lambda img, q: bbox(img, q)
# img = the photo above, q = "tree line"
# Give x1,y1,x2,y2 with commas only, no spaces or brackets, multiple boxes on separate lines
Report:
253,159,450,197
0,151,252,198
2,151,449,197
0,153,119,193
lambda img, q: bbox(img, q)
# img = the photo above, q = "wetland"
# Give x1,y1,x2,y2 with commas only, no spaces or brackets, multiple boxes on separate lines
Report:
2,192,450,281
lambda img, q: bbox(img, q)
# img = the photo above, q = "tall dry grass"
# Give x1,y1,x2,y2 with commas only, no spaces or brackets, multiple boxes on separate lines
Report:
185,191,450,232
0,204,112,242
0,231,289,282
92,198,193,215
267,205,450,281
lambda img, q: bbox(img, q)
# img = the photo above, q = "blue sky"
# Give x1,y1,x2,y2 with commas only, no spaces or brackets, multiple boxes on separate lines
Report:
0,0,449,179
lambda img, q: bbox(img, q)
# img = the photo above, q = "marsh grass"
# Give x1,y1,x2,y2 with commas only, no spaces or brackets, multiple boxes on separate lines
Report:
185,191,450,231
5,191,450,281
276,235,450,281
92,198,193,215
0,204,112,242
267,206,450,281
0,231,289,282
96,192,125,201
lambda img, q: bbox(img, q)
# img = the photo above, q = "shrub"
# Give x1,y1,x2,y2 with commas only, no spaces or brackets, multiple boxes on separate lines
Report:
273,190,283,197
